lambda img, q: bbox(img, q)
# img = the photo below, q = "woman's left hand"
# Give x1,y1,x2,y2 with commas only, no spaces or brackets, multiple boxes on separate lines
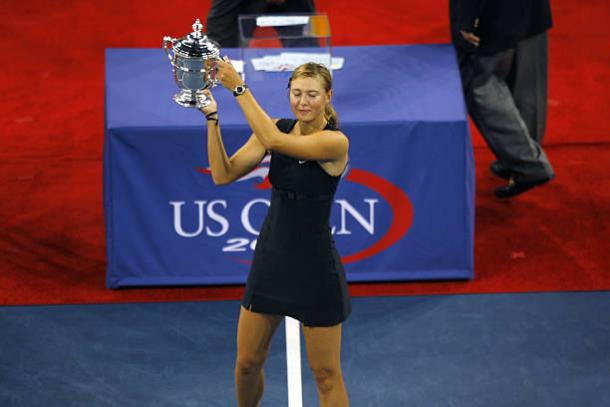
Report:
198,90,218,116
215,56,244,91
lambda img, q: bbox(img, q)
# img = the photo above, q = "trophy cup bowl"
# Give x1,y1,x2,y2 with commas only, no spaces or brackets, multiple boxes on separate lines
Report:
163,19,220,108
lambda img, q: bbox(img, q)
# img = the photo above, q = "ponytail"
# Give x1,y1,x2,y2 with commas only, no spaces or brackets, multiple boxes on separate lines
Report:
324,103,339,129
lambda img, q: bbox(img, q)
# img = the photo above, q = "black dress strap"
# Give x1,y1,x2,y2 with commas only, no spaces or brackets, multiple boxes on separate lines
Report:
276,118,338,132
275,119,297,133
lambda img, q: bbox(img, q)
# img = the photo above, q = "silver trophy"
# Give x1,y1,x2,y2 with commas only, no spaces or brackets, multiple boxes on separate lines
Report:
163,19,220,108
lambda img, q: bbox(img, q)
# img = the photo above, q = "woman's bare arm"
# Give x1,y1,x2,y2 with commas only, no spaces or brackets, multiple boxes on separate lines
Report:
201,90,268,185
214,58,348,163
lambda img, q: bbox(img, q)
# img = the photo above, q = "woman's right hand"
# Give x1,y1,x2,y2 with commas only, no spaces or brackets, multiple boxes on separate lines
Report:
199,90,218,117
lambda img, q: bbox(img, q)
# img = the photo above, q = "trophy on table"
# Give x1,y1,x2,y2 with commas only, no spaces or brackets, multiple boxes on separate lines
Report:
162,19,220,108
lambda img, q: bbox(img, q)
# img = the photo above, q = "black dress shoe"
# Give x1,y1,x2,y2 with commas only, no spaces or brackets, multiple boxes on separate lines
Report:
489,161,511,179
494,175,554,198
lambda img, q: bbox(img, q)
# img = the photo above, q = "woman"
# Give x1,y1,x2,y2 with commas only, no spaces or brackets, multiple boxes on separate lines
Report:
201,57,351,407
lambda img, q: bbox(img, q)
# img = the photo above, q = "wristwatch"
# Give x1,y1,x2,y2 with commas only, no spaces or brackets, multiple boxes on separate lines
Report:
233,83,248,97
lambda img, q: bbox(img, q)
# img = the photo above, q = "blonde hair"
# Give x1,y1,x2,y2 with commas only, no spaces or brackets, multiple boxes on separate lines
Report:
288,62,338,128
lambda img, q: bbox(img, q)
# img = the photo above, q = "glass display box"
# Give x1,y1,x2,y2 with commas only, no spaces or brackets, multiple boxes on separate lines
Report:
237,13,334,84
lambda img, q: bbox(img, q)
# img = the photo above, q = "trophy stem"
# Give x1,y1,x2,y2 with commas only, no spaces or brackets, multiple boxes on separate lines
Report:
172,89,211,108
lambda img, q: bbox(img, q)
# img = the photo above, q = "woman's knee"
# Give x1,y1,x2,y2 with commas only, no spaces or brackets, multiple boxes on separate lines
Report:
310,365,341,393
235,353,266,376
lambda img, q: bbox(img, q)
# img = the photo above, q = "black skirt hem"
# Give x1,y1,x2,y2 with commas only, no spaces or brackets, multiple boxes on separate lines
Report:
241,292,350,327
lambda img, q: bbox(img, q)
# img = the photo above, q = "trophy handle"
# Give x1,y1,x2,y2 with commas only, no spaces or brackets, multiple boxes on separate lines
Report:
209,56,222,85
162,36,176,63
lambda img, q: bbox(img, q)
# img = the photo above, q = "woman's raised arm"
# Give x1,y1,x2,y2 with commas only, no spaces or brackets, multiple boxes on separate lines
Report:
214,57,348,162
200,90,268,185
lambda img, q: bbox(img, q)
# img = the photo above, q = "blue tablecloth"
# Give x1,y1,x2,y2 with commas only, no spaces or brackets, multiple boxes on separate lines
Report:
104,44,474,288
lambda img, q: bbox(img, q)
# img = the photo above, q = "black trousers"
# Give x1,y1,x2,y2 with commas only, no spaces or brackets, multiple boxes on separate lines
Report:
508,31,549,144
457,31,554,182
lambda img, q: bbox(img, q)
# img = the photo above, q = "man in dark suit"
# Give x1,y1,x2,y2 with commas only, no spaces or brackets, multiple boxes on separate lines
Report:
450,0,555,198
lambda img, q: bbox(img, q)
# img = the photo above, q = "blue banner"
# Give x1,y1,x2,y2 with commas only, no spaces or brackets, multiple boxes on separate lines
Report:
104,45,474,288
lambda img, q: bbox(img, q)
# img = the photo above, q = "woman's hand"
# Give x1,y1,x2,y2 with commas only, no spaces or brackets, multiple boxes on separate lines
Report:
215,56,244,91
198,90,218,117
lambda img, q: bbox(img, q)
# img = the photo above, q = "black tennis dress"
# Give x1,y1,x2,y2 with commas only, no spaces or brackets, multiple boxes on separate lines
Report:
242,119,351,327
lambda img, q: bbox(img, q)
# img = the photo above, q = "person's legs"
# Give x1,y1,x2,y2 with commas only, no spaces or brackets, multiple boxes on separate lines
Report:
509,31,549,144
206,0,244,48
235,306,283,407
464,50,554,183
206,0,267,47
302,323,349,407
489,31,549,179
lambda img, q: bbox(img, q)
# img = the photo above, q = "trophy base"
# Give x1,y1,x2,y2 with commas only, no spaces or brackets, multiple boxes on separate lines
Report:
172,90,211,108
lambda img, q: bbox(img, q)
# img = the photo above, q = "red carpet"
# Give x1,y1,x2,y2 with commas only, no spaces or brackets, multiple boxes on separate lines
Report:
1,0,610,305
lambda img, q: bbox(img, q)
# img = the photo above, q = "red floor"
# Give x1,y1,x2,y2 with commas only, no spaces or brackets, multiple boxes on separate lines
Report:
1,0,609,305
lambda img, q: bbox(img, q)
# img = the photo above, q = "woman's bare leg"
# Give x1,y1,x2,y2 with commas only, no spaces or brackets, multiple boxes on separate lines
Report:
302,323,349,406
235,306,282,407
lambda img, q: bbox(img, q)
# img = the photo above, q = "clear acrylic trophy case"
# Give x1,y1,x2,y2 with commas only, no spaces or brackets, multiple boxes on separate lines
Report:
237,13,333,88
